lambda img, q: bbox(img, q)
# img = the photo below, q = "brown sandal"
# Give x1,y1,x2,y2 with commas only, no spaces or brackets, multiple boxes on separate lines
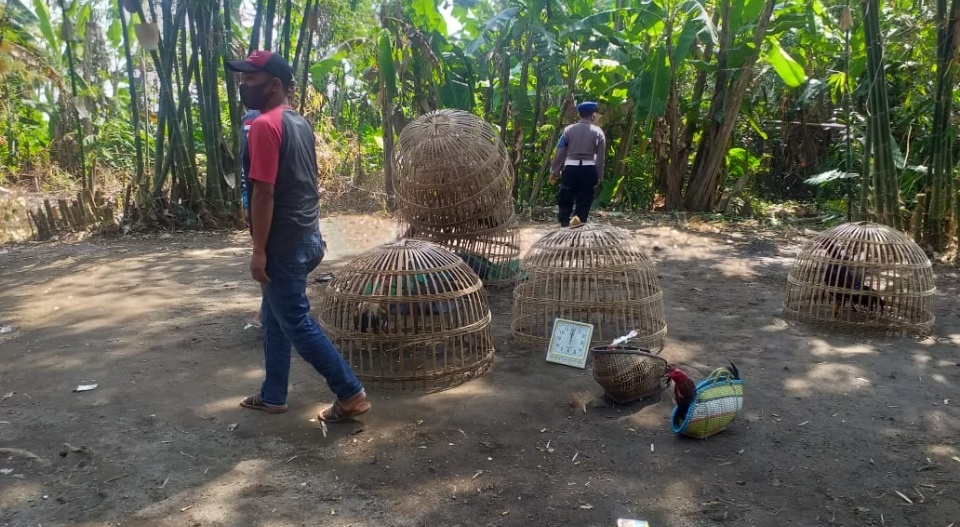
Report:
318,396,371,423
240,394,288,414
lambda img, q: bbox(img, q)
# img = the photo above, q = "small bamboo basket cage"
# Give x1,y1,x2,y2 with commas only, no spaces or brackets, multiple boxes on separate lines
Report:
394,109,522,288
783,221,936,336
590,346,669,404
512,223,668,351
316,239,495,390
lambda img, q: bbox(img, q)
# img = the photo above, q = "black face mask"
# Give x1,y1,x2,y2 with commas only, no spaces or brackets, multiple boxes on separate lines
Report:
239,81,272,111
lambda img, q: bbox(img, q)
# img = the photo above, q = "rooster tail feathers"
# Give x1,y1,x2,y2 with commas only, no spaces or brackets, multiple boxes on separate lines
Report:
726,360,740,380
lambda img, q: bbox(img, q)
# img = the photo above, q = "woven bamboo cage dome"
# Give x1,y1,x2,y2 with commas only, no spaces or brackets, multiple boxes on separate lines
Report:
783,221,936,336
316,239,495,390
512,223,668,351
398,218,523,288
395,109,514,232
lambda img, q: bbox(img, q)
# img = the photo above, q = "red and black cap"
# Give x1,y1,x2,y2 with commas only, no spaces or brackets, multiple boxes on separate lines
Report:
226,50,294,86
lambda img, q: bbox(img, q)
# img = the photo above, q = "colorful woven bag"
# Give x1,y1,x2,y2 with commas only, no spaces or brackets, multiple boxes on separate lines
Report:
670,368,743,439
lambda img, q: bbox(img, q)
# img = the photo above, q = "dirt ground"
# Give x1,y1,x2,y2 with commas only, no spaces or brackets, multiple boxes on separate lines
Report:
1,214,958,527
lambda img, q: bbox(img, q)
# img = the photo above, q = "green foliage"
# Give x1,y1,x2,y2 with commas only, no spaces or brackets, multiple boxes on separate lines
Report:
763,37,806,88
0,0,954,238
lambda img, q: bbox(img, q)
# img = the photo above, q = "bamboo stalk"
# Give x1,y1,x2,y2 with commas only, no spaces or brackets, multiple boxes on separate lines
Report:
195,1,226,210
117,1,144,219
298,11,317,115
55,0,89,191
223,0,241,188
861,0,900,228
497,33,511,145
291,0,315,76
264,0,278,50
927,0,960,248
249,0,265,53
280,0,293,60
860,113,872,219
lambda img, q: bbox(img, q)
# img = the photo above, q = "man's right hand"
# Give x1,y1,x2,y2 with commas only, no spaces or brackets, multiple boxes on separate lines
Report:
549,173,558,184
251,249,270,284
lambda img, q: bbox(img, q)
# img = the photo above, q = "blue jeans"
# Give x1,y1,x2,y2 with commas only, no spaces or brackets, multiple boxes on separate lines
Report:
258,230,364,406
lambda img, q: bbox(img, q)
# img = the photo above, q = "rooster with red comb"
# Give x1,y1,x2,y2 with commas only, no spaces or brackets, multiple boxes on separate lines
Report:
666,367,697,426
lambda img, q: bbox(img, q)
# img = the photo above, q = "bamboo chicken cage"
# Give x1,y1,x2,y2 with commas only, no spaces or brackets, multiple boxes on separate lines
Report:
398,219,522,287
316,239,495,390
511,223,668,352
394,109,522,288
783,221,936,336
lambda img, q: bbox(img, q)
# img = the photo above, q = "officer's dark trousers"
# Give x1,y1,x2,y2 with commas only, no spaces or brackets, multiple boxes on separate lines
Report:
557,164,598,227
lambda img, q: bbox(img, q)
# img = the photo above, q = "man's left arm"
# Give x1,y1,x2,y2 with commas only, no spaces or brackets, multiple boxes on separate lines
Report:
550,130,568,183
247,115,282,283
595,130,607,182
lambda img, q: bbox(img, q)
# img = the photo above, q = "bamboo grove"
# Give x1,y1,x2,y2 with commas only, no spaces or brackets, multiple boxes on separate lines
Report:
1,0,960,253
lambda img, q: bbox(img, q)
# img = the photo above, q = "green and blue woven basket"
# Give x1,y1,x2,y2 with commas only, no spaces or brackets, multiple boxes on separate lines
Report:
670,368,744,439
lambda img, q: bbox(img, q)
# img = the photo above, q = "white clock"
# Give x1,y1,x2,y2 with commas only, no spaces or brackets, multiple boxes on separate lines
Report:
545,318,595,369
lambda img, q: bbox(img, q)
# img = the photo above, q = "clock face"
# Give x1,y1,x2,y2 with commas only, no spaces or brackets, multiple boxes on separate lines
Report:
546,319,594,369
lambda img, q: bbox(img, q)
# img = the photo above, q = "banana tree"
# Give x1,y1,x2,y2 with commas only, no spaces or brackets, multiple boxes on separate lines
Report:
624,0,718,210
682,0,777,211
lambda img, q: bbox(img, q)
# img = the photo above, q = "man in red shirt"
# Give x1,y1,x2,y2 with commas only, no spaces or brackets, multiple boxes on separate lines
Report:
226,51,370,422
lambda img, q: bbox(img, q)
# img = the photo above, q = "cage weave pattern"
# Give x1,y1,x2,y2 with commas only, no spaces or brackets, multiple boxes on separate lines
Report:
512,223,668,351
316,239,494,390
783,221,935,336
394,109,521,287
591,346,669,404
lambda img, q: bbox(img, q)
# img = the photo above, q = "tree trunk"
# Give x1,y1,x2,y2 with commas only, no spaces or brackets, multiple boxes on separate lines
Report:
679,13,719,203
613,103,636,187
520,57,545,204
511,32,534,203
682,0,776,211
528,92,575,211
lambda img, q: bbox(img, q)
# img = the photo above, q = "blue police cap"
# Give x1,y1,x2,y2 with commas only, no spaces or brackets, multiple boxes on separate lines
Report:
576,101,599,114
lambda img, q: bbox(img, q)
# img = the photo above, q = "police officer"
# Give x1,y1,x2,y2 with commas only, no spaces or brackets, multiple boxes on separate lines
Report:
549,101,606,227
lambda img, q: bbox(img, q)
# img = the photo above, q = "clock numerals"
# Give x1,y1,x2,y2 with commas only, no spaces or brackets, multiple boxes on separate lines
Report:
547,320,594,370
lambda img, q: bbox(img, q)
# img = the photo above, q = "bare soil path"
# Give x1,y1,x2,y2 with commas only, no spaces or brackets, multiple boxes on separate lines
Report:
1,214,958,527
